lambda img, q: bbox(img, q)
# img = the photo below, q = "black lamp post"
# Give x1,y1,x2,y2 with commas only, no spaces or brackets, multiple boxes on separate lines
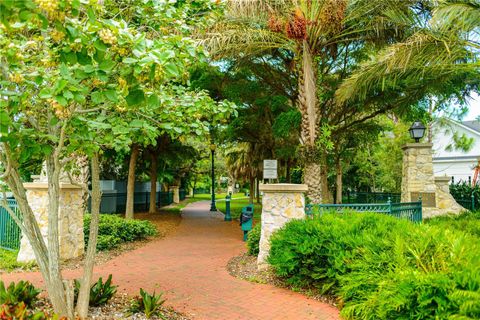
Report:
409,121,426,143
209,127,217,212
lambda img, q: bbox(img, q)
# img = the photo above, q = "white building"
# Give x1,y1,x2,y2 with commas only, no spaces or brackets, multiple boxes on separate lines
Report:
432,119,480,183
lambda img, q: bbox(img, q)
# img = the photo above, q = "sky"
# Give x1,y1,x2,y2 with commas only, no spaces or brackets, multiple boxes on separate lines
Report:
465,92,480,121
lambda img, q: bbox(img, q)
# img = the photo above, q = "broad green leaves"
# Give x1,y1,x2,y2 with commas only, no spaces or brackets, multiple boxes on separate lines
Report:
0,0,235,168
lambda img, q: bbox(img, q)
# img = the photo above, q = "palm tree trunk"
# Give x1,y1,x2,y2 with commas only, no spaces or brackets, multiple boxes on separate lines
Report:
125,144,139,219
298,40,327,203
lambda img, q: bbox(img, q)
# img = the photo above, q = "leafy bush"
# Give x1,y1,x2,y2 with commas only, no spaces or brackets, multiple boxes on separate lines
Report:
84,214,157,251
74,275,117,307
269,212,480,319
246,224,261,256
128,289,165,319
427,210,480,238
0,281,40,308
450,181,480,207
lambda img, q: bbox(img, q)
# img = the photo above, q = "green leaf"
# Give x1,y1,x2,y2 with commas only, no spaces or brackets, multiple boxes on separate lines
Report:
125,90,144,106
147,94,159,107
104,90,118,102
164,62,179,78
39,88,51,99
129,119,143,128
84,65,96,73
94,40,107,52
123,57,137,64
87,7,96,23
55,96,68,106
91,91,105,105
99,60,115,72
63,90,74,100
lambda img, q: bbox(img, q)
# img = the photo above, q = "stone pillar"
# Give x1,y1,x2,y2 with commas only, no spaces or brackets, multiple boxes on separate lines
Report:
170,186,180,204
18,183,85,263
433,176,464,215
401,143,463,218
257,183,308,270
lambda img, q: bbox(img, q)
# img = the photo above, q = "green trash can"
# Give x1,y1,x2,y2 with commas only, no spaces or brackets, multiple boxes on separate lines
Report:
240,204,254,241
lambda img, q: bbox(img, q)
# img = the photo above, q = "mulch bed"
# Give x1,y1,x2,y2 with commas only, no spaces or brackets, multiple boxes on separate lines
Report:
226,253,338,307
35,293,190,320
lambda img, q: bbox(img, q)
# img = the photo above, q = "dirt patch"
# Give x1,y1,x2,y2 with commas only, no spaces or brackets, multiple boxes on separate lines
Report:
35,293,190,320
227,253,338,307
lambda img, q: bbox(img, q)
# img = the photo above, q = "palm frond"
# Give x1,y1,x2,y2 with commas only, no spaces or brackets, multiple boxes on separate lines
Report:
199,24,293,58
431,0,480,33
335,29,478,103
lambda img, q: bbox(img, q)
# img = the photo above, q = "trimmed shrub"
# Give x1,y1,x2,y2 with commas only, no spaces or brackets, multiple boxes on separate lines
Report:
246,224,261,256
84,214,157,251
268,212,480,319
427,210,480,238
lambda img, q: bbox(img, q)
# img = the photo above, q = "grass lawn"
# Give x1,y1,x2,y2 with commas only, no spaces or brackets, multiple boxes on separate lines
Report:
0,249,34,272
216,197,262,220
189,192,248,201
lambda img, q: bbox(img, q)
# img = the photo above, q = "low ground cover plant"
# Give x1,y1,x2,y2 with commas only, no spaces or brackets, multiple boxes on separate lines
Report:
0,281,54,319
268,212,480,319
128,289,166,319
74,275,117,307
0,281,40,308
84,214,157,251
427,210,480,238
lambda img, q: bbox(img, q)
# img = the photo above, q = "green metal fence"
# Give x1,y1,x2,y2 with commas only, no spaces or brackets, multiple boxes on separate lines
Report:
179,189,186,201
306,198,422,223
0,199,22,251
344,191,401,204
453,194,476,211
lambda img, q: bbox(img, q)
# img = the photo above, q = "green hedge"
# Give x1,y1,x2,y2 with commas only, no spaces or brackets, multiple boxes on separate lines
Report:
246,224,261,256
268,212,480,319
84,214,157,251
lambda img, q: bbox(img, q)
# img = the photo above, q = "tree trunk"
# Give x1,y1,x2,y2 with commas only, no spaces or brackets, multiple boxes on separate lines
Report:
46,155,71,318
249,176,254,204
125,144,139,219
286,159,291,183
335,156,343,204
76,152,101,319
298,40,325,203
256,178,260,204
149,152,158,214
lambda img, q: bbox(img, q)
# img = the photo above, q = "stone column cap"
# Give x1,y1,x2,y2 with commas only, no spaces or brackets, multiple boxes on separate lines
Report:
259,183,308,193
23,182,81,189
402,143,433,150
435,176,452,182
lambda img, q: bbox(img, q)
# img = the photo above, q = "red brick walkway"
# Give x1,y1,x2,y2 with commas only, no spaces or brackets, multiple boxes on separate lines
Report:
1,201,339,320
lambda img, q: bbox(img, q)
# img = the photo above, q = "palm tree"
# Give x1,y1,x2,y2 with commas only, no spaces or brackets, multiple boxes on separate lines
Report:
336,0,480,104
200,0,426,203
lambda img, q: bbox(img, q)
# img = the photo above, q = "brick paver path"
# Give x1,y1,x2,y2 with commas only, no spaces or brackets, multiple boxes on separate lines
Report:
1,201,339,320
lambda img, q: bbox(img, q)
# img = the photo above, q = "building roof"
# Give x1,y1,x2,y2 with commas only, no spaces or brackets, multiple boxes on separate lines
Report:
462,121,480,133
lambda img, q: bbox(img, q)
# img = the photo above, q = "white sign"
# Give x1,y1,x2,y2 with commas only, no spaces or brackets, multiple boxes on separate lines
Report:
263,160,277,169
263,159,278,179
264,169,278,179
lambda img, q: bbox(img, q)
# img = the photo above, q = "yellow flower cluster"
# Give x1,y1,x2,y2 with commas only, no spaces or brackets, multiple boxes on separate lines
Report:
118,77,127,89
48,98,70,119
8,73,24,84
50,29,65,42
34,0,59,15
98,29,117,45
